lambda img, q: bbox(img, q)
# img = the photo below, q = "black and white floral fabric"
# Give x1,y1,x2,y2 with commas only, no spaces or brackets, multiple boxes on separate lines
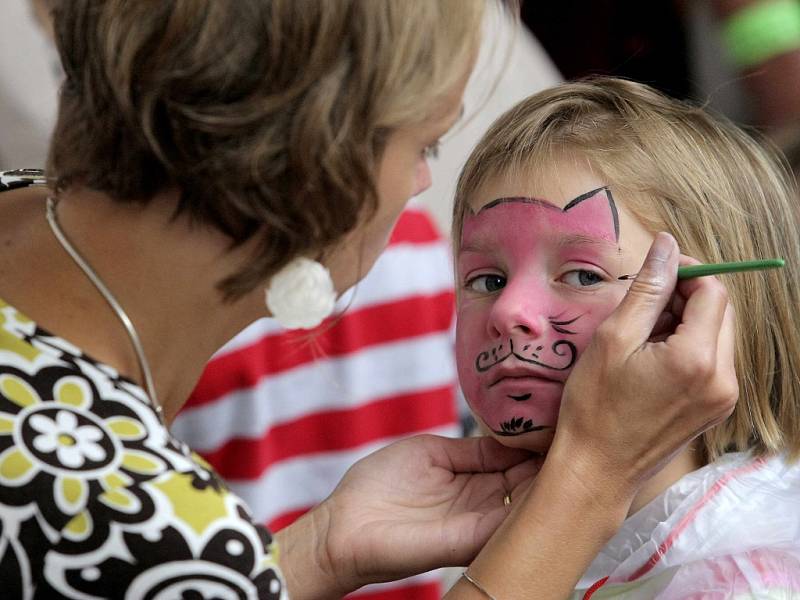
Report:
0,171,286,599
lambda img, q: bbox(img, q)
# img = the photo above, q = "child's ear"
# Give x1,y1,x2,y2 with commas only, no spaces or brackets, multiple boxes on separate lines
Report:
563,187,619,243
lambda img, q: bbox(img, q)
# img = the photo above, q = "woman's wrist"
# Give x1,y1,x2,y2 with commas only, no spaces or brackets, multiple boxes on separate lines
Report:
544,432,637,532
275,502,352,600
548,426,640,512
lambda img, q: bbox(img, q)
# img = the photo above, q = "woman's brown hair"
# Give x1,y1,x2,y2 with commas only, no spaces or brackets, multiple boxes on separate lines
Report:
47,0,486,297
453,77,800,462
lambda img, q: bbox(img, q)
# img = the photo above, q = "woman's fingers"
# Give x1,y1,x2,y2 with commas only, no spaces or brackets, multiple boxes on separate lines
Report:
426,434,536,474
673,267,730,353
659,273,732,420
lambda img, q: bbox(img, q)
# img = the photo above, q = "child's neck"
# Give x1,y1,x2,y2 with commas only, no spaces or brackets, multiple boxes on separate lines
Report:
628,441,706,515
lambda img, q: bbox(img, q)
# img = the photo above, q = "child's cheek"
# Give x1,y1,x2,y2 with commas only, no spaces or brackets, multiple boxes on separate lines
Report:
566,296,628,365
455,302,485,404
577,288,630,347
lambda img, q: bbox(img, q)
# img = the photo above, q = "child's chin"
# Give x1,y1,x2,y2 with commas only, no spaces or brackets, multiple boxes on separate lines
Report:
490,428,554,453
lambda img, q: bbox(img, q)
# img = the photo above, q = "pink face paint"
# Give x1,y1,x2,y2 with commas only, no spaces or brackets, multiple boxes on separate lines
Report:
456,187,626,444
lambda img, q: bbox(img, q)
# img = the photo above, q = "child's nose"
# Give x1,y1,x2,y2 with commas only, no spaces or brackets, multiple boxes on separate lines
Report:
487,284,549,340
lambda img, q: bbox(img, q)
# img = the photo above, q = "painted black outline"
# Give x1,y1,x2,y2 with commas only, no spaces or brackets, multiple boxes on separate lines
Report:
476,338,577,373
549,315,580,335
472,185,620,242
495,416,552,436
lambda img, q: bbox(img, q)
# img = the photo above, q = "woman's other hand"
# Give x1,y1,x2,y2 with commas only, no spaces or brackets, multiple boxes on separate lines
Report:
276,434,541,598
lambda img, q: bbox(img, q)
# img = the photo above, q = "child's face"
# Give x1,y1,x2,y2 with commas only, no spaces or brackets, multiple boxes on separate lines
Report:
455,158,655,451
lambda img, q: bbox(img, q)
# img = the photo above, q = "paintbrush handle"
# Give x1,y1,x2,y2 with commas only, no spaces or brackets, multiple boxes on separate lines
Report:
677,258,785,279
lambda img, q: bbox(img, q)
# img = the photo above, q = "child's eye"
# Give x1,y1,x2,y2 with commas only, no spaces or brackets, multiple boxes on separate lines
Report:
422,140,440,160
466,274,506,293
561,269,604,288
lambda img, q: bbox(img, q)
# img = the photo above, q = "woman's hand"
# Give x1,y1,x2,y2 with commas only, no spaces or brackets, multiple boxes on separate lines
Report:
554,232,738,498
276,434,541,598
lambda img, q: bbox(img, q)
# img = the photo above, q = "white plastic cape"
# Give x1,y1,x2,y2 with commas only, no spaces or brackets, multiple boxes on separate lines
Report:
572,452,800,599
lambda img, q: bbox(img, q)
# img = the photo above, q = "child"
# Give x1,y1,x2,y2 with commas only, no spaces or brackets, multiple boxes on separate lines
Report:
452,77,800,597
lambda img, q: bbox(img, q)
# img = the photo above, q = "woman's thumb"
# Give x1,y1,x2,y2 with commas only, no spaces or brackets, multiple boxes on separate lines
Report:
605,232,679,349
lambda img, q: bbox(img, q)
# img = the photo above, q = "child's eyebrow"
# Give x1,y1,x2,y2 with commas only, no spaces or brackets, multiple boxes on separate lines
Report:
459,233,618,256
458,240,495,255
557,233,618,251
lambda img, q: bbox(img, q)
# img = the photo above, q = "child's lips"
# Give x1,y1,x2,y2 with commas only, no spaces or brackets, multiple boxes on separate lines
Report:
487,365,566,388
488,377,564,399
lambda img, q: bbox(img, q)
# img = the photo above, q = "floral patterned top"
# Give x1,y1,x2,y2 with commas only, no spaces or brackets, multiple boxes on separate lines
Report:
0,171,287,599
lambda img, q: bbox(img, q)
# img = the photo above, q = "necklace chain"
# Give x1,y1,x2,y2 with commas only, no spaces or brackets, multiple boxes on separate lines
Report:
45,196,164,423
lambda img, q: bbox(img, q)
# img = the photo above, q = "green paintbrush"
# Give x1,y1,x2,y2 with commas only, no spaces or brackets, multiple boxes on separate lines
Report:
618,258,785,281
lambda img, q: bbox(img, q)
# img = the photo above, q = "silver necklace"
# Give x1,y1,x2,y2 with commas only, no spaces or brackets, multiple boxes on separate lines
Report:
45,196,164,423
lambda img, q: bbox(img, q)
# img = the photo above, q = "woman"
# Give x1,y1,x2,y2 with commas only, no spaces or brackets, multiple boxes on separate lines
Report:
0,1,735,598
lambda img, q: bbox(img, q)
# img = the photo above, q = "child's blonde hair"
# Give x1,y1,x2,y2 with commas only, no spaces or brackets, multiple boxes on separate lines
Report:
453,77,800,462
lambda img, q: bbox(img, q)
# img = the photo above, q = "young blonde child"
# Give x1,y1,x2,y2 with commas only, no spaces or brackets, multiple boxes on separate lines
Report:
452,77,800,597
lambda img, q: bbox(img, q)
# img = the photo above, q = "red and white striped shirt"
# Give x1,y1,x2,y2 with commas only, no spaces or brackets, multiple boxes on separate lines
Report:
173,207,460,599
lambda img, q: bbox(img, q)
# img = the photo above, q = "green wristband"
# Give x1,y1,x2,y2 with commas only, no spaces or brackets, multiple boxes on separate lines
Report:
722,0,800,68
